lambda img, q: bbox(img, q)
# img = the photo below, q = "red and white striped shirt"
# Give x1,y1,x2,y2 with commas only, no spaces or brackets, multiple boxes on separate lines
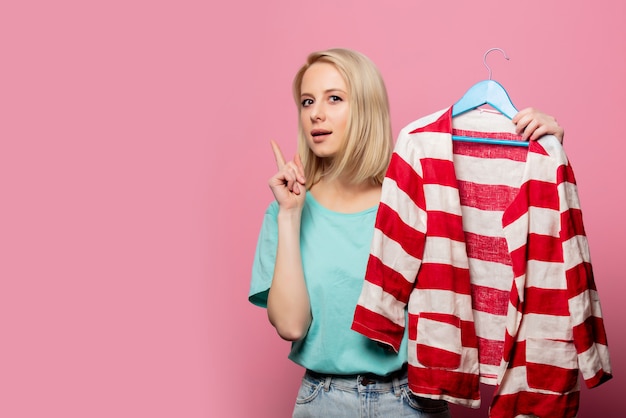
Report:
351,107,612,417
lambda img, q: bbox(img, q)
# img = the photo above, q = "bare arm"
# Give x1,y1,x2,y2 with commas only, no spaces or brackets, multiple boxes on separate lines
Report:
266,141,312,341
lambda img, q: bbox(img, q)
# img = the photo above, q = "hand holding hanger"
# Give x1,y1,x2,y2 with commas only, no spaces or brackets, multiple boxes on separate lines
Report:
513,107,564,143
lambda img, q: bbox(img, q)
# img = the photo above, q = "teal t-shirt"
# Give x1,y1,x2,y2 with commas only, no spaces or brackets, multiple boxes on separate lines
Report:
249,192,408,375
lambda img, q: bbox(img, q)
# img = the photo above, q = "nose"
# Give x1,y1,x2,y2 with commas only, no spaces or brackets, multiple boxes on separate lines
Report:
309,103,325,122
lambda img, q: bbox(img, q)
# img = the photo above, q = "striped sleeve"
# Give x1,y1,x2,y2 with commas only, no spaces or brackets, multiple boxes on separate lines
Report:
557,156,612,387
351,134,428,352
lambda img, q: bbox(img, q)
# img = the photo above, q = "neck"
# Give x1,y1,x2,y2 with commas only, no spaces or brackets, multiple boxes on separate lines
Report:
310,177,381,213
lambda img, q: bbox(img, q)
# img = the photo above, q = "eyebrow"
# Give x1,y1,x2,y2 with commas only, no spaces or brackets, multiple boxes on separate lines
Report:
300,88,347,97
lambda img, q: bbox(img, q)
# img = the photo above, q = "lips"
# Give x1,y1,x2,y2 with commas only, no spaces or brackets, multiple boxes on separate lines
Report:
311,129,331,136
311,129,332,142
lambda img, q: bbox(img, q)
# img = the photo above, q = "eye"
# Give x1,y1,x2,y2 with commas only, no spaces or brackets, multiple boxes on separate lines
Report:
329,95,343,103
301,98,314,107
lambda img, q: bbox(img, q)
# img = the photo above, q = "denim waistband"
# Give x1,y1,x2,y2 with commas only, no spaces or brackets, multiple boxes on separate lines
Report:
304,364,408,393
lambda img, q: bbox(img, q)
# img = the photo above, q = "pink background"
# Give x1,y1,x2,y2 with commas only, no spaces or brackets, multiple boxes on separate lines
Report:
1,1,624,417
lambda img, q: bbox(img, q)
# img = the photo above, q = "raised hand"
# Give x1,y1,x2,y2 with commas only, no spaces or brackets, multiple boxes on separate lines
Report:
268,140,307,210
266,141,312,341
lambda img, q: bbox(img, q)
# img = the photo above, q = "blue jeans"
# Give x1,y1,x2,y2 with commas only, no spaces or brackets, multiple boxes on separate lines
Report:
292,368,450,418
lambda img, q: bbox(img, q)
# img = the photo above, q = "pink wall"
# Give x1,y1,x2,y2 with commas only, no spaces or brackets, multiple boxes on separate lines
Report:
1,1,624,417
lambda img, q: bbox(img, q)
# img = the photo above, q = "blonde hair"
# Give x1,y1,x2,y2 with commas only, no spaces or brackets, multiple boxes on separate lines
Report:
292,48,393,188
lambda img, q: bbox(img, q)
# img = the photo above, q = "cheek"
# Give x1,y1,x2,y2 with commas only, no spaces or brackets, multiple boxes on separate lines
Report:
338,109,350,129
300,111,311,127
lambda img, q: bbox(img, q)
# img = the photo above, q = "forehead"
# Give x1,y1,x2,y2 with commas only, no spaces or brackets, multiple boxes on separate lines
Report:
300,62,347,93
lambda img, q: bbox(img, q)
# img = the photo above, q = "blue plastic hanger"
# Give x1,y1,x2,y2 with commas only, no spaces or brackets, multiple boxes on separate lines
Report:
451,48,528,147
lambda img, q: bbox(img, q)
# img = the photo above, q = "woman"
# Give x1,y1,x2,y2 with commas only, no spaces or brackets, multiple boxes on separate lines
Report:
249,48,564,417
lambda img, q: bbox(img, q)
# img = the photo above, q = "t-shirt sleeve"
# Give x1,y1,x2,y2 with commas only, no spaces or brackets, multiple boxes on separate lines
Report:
248,201,279,308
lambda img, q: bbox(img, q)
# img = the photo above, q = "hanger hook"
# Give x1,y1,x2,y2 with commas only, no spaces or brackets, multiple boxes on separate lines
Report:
483,47,510,80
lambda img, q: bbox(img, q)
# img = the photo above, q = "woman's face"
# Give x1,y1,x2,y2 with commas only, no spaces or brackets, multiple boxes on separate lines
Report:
299,62,350,159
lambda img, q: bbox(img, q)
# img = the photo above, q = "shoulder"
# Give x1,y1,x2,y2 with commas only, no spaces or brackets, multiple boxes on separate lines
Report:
532,134,569,165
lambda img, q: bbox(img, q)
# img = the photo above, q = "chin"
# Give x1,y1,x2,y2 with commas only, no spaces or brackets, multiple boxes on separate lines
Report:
309,144,339,158
311,150,338,159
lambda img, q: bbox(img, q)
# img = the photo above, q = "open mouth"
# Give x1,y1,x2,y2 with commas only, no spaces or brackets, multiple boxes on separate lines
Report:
311,129,332,140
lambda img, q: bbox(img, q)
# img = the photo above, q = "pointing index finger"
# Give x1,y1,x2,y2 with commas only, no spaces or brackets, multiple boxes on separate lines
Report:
270,140,286,169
